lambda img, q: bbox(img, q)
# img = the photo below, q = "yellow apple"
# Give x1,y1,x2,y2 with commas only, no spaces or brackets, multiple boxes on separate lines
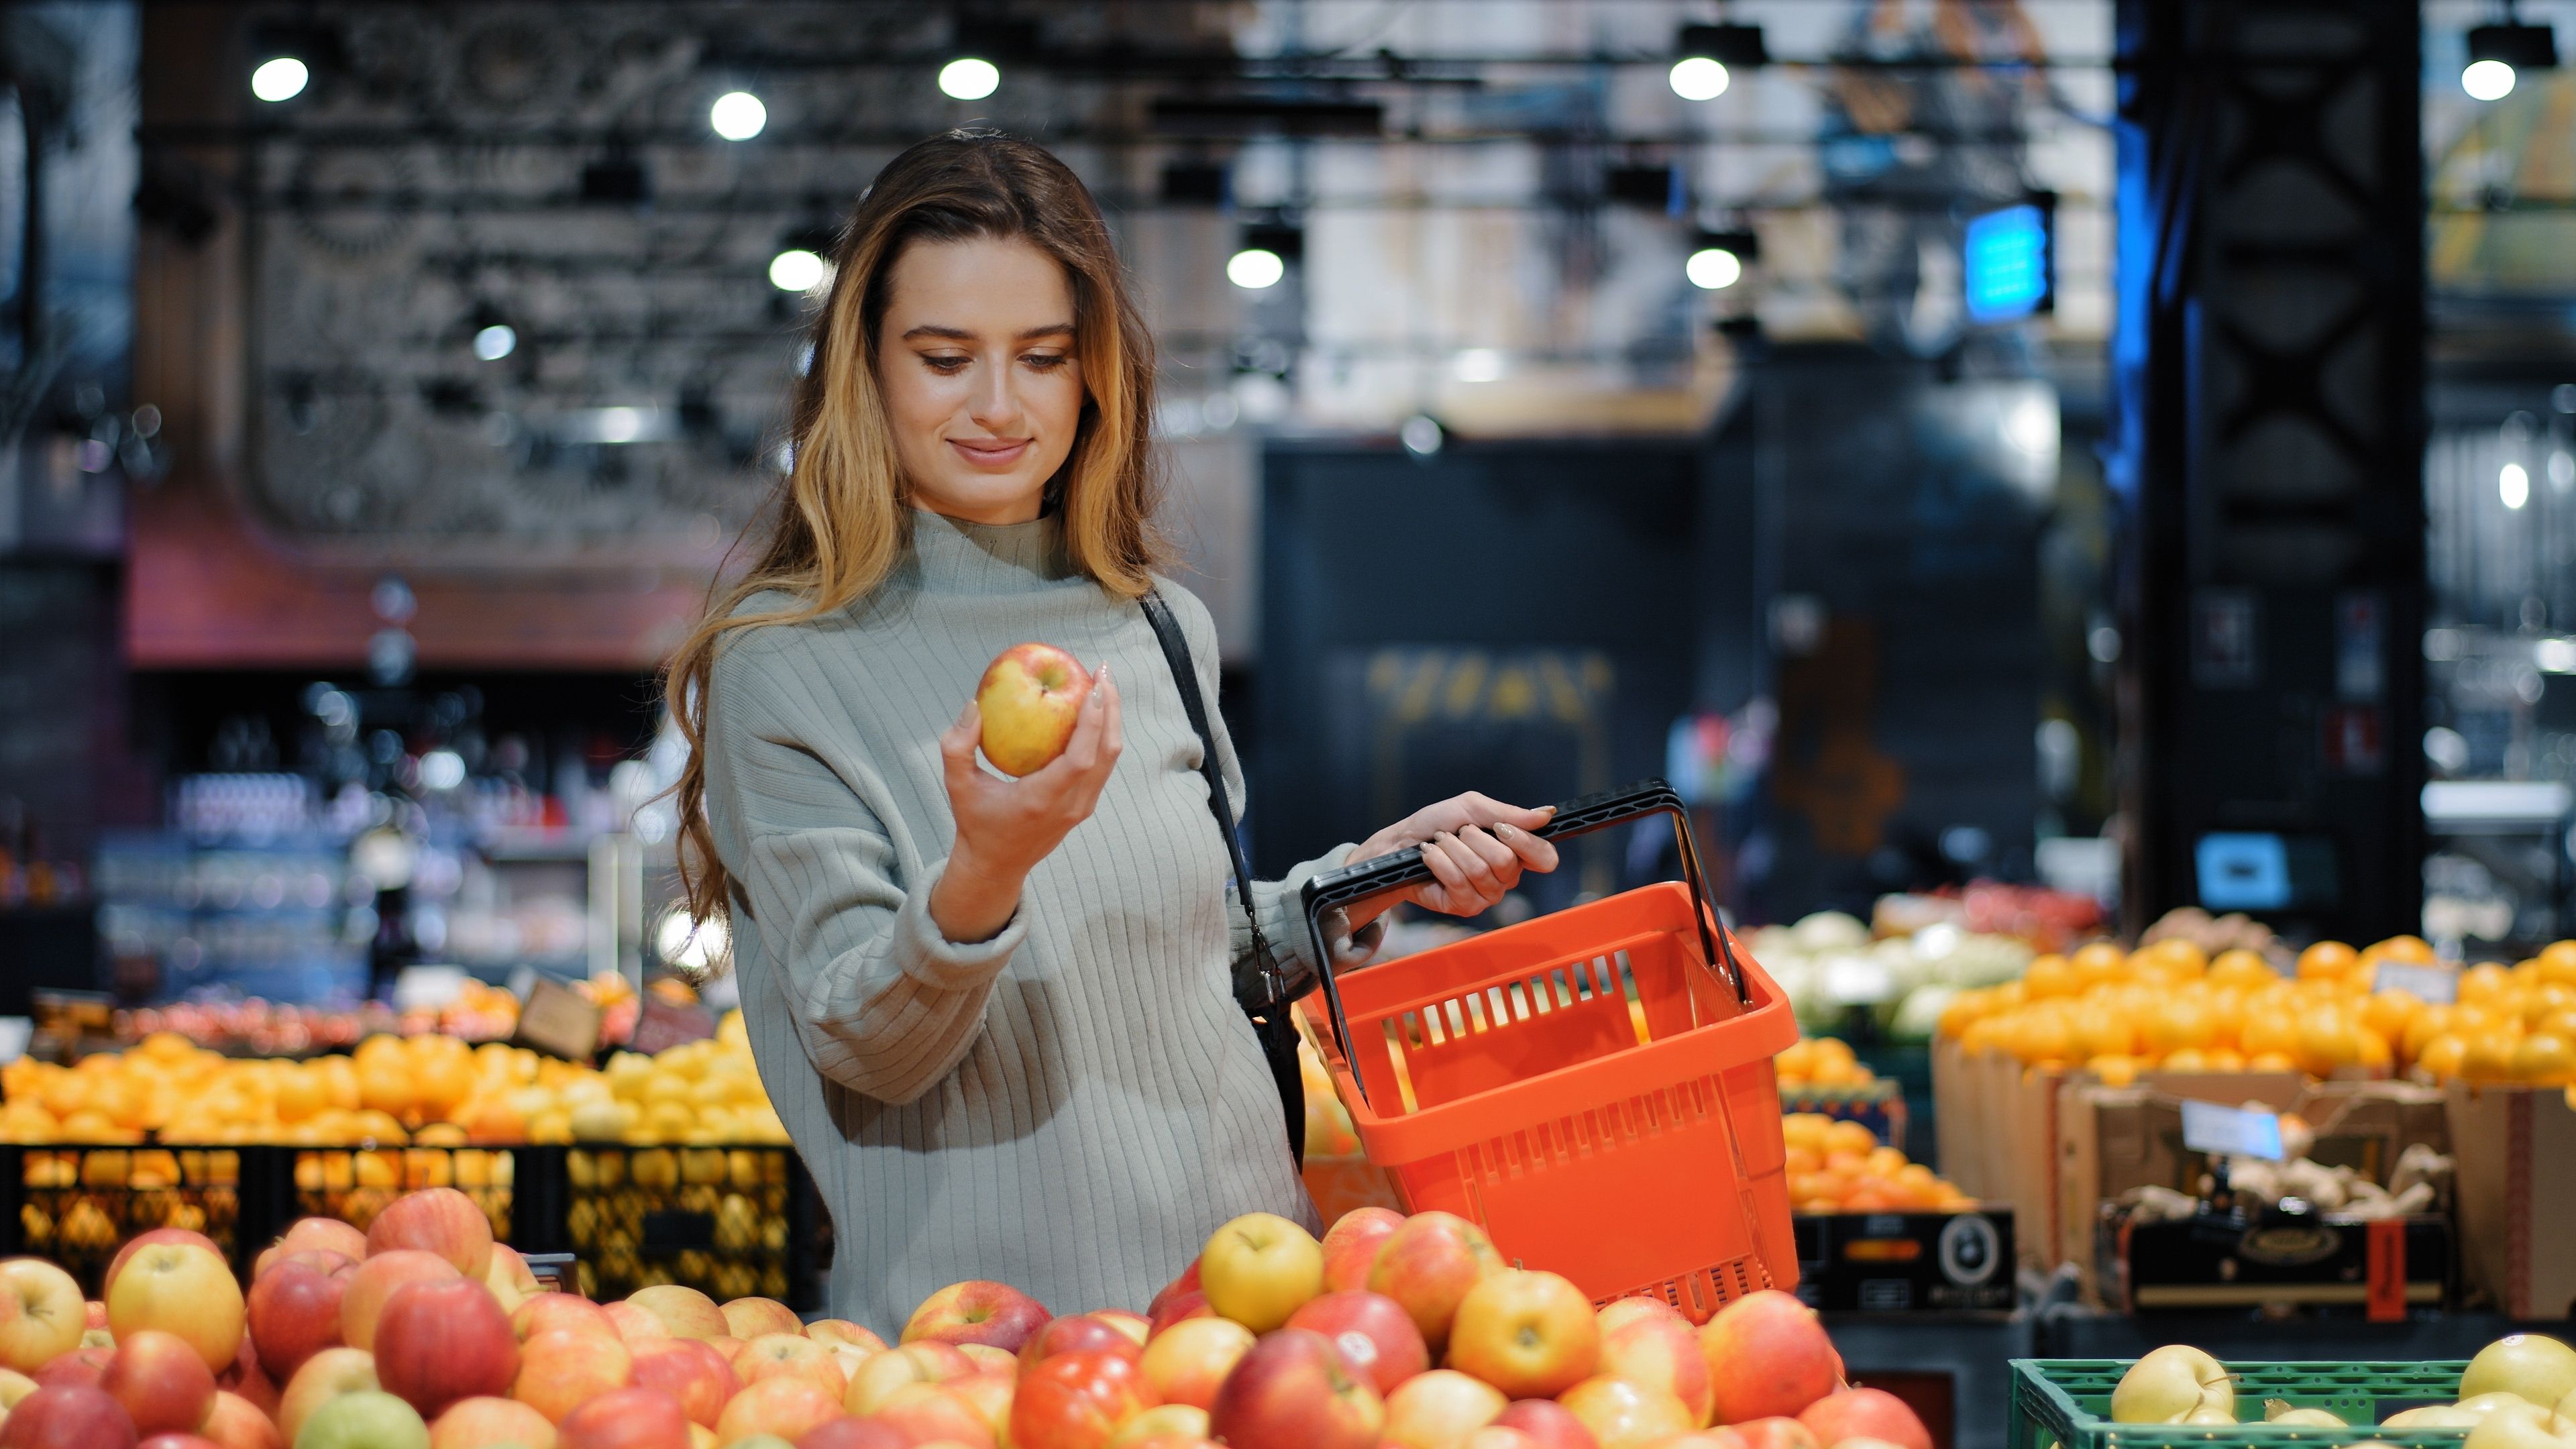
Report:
105,1241,245,1371
976,643,1093,776
0,1258,87,1373
1201,1213,1325,1334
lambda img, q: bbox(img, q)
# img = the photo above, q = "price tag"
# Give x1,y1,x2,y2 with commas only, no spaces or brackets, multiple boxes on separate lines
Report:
512,977,603,1061
2373,962,2459,1004
2180,1100,2285,1161
627,997,716,1057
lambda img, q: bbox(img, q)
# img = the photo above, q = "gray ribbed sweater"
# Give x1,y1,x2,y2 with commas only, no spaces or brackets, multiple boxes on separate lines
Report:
704,511,1370,1335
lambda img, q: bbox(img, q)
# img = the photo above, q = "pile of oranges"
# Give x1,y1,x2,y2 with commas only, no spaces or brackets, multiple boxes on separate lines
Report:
1782,1112,1975,1214
1936,935,2576,1088
1775,1036,1879,1090
0,1011,792,1147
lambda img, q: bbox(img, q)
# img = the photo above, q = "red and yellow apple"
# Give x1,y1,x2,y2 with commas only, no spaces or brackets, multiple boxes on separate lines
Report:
1148,1292,1214,1339
1697,1293,1841,1426
735,1333,846,1399
600,1301,669,1346
714,1377,843,1444
511,1295,617,1345
510,1327,632,1424
103,1230,223,1301
717,1298,801,1342
876,1379,1002,1449
106,1244,246,1374
806,1322,887,1355
0,1383,140,1449
1367,1213,1503,1352
1444,1271,1597,1401
940,1369,1019,1440
798,1419,914,1449
624,1286,727,1344
1383,1369,1509,1449
1796,1389,1928,1449
1010,1349,1157,1449
557,1385,692,1449
976,644,1095,777
1109,1403,1213,1449
905,1282,1053,1354
1728,1417,1821,1449
373,1278,519,1420
0,1258,89,1374
480,1248,538,1314
1208,1327,1385,1449
1495,1397,1604,1449
1285,1291,1429,1398
1139,1317,1255,1411
256,1220,369,1281
246,1252,354,1382
100,1329,218,1436
427,1394,555,1449
199,1389,281,1449
629,1338,737,1430
1320,1210,1406,1295
1598,1303,1713,1427
339,1252,458,1356
1558,1377,1695,1449
847,1341,976,1415
1023,1316,1146,1379
364,1189,495,1283
276,1348,378,1448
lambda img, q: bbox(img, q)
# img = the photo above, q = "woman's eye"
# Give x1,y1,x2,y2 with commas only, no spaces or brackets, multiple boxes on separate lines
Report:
922,355,970,374
1022,353,1069,371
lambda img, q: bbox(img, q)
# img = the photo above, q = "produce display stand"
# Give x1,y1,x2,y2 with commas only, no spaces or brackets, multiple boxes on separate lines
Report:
0,1140,826,1306
2006,1360,2473,1449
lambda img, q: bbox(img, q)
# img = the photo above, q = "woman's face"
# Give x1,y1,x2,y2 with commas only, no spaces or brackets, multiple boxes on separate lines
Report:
874,235,1085,526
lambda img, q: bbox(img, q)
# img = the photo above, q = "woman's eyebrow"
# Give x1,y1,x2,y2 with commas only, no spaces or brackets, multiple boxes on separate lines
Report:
898,323,1075,341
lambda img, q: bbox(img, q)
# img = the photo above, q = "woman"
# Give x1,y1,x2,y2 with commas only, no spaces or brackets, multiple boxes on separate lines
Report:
666,130,1558,1334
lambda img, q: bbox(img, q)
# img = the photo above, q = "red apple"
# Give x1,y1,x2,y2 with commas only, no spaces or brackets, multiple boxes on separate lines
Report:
106,1244,245,1375
341,1252,459,1355
1208,1328,1385,1449
1444,1271,1598,1401
277,1348,378,1447
1148,1293,1214,1339
1139,1317,1255,1411
1697,1293,1840,1426
805,1322,886,1355
1285,1291,1428,1399
511,1326,633,1424
716,1378,843,1444
513,1294,618,1344
1366,1213,1502,1352
559,1385,692,1449
1023,1316,1146,1379
1148,1264,1203,1323
32,1346,111,1390
601,1301,669,1346
1796,1391,1928,1449
257,1220,369,1281
365,1189,496,1283
374,1278,519,1419
800,1419,912,1449
718,1298,801,1342
976,643,1095,776
1729,1419,1821,1449
737,1334,847,1399
1200,1214,1325,1334
198,1391,282,1449
1385,1370,1508,1449
247,1252,354,1381
626,1286,727,1343
1320,1210,1406,1295
1599,1305,1713,1428
904,1283,1052,1354
429,1393,556,1449
1558,1377,1695,1449
1496,1400,1603,1449
136,1435,221,1449
630,1338,737,1429
101,1330,218,1436
1010,1349,1157,1449
846,1340,976,1415
0,1259,89,1375
103,1231,222,1301
877,1379,1002,1449
0,1383,138,1449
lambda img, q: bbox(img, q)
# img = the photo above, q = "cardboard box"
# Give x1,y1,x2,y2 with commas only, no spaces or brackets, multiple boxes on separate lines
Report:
2057,1077,2445,1302
2446,1081,2576,1319
2112,1212,2450,1313
1930,1041,2064,1268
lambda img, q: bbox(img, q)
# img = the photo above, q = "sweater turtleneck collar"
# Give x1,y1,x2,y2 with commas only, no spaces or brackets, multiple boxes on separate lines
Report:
902,508,1077,594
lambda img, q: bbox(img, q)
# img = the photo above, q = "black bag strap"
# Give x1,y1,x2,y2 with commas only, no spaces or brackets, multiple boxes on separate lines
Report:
1138,590,1291,1012
1138,589,1307,1166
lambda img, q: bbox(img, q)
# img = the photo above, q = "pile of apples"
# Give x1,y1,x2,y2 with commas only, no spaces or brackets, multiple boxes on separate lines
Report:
2108,1334,2576,1449
0,1189,1926,1449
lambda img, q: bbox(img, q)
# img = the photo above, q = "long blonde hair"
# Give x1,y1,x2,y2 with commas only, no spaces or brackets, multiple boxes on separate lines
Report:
664,130,1166,924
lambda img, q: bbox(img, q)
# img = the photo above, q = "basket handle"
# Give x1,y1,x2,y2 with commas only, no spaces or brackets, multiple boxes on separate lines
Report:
1297,777,1743,1106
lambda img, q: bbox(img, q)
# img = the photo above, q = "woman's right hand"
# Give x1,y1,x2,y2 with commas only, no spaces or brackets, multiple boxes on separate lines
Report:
928,665,1123,943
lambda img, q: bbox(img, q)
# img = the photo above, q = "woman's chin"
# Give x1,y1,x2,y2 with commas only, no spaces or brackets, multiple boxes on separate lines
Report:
914,476,1049,524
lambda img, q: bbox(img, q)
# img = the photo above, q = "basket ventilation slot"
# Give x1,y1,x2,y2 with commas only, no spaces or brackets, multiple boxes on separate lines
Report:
1601,1254,1769,1326
1395,954,1638,1052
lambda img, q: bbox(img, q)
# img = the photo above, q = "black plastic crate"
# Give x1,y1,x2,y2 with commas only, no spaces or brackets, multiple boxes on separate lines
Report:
0,1145,253,1293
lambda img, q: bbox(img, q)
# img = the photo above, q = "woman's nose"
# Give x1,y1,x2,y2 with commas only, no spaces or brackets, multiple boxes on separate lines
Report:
968,357,1022,430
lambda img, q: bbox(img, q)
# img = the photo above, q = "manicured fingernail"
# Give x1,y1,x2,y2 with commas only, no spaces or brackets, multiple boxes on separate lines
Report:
956,703,975,729
1495,824,1517,839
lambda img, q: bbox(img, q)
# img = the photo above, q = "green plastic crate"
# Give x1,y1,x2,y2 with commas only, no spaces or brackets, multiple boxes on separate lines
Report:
2009,1360,2475,1449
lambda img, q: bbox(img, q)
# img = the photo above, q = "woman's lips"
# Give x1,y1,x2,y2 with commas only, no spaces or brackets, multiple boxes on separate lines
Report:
949,437,1032,468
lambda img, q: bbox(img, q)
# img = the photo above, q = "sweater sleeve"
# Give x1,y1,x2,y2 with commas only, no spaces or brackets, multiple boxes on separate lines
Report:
1165,586,1387,989
708,638,1024,1106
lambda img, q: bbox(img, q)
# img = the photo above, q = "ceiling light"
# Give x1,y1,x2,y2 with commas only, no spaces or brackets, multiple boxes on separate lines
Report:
472,324,517,362
769,248,828,292
251,56,309,103
2503,461,2531,509
939,57,1000,101
2466,21,2557,101
1686,248,1742,290
1669,57,1729,101
710,90,767,140
1227,248,1285,290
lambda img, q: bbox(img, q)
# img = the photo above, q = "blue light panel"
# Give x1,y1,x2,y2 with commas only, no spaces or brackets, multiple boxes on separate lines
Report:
1965,203,2050,324
2196,832,2291,912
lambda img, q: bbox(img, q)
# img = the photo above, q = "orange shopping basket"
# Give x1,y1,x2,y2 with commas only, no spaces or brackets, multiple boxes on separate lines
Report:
1298,780,1799,1322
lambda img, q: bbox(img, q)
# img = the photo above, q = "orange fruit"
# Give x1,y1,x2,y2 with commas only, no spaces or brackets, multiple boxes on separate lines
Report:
2162,1047,2212,1073
2074,1005,2139,1059
1823,1119,1878,1157
357,1061,413,1117
2461,1034,2516,1082
2209,951,2277,990
1775,1040,1817,1077
2511,1032,2576,1085
2362,989,2423,1044
2024,956,2080,1000
2144,997,2218,1055
2372,936,2438,964
2298,941,2359,979
2461,963,2515,1005
2524,982,2576,1028
274,1067,325,1124
2537,941,2576,985
2072,941,2127,981
2247,1051,2300,1073
2088,1055,2141,1087
2241,1010,2300,1062
2297,1006,2363,1075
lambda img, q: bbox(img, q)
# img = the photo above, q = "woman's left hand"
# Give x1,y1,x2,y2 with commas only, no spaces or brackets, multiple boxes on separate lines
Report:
1343,792,1561,925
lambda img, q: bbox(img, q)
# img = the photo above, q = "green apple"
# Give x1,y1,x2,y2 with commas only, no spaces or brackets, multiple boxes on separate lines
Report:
296,1387,429,1449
